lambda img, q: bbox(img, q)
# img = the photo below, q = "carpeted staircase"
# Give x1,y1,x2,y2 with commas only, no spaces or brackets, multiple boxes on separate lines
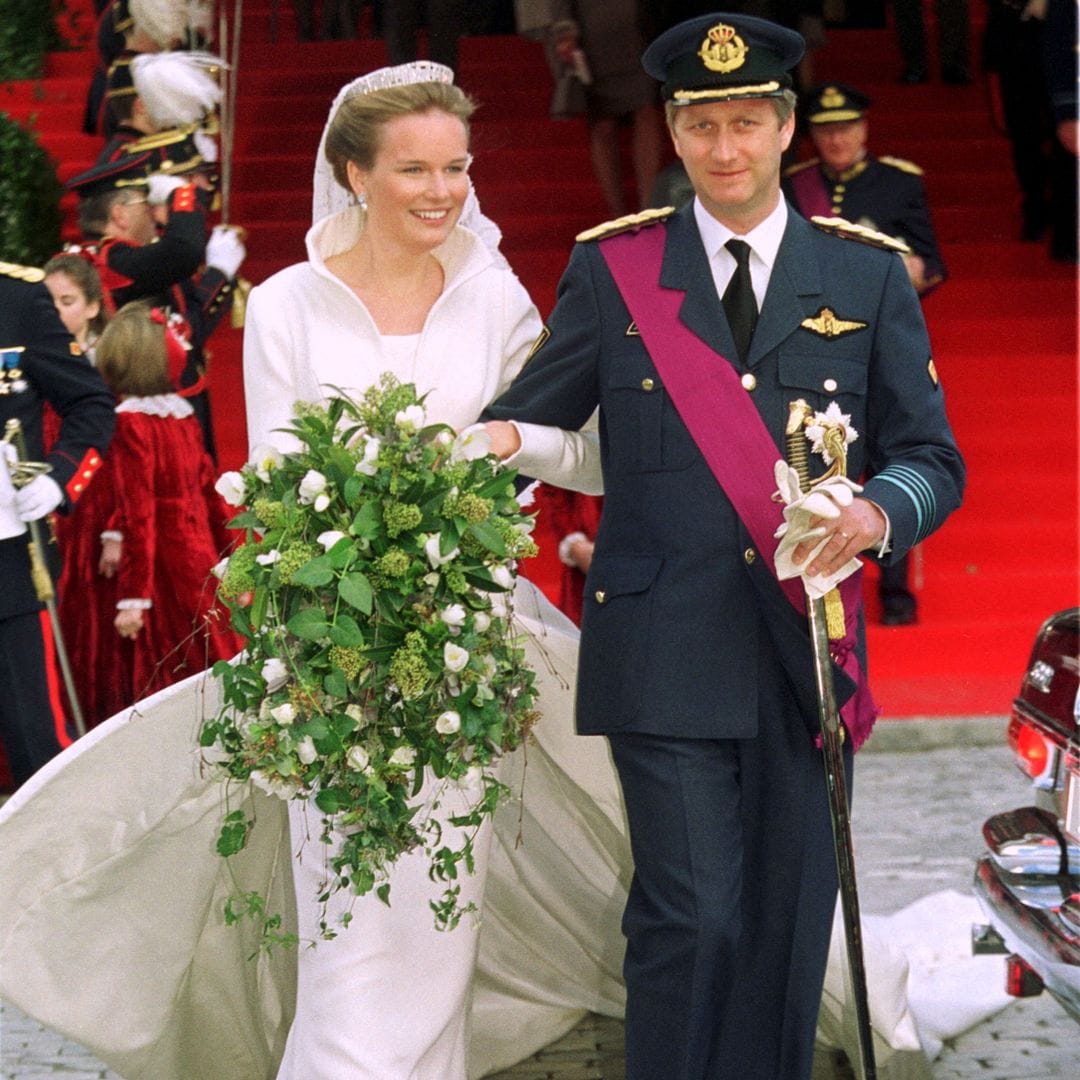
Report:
2,5,1076,722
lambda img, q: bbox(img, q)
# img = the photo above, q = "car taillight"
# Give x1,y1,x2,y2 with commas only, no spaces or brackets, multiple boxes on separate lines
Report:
1005,953,1044,998
1007,713,1058,787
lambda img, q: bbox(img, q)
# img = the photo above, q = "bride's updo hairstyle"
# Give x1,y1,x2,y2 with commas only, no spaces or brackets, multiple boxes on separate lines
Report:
323,81,476,191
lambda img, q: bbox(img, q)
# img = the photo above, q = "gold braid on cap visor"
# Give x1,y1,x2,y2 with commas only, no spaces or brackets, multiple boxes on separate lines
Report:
672,81,782,102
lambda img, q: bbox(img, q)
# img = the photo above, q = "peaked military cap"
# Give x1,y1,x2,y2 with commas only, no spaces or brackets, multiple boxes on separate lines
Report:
65,149,153,199
805,83,871,125
642,12,804,104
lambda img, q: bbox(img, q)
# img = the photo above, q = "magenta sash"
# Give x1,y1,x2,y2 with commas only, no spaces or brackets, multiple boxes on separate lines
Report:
598,226,878,748
788,166,833,221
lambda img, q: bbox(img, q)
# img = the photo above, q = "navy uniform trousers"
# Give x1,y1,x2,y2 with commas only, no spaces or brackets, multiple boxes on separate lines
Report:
608,630,850,1079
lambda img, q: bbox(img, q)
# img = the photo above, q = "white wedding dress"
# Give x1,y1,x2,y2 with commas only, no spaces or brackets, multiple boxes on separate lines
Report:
0,211,1002,1080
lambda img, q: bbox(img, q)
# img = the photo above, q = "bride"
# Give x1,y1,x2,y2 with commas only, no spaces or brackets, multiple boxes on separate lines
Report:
0,63,629,1080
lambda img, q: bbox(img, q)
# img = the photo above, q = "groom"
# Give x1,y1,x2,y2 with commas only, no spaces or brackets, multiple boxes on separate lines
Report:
485,11,964,1079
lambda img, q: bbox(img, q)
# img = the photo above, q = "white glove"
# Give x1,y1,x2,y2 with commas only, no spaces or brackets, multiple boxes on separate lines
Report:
193,129,219,164
205,225,246,278
147,173,187,206
772,461,863,599
15,474,64,522
0,445,25,540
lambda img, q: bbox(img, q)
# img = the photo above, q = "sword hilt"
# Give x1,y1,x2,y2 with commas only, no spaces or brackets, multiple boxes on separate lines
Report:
785,402,846,641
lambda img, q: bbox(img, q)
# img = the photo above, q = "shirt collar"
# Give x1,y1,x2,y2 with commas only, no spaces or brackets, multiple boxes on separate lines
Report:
693,195,788,273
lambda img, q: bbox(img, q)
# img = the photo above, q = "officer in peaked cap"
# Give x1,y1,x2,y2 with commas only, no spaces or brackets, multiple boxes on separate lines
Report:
485,11,964,1079
0,262,115,787
784,81,949,627
67,145,244,460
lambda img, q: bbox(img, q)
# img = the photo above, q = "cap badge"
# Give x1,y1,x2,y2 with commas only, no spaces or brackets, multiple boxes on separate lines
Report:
821,86,845,108
698,22,748,74
800,307,867,340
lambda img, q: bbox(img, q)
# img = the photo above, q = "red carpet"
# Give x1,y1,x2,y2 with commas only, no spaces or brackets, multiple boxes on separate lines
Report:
3,8,1077,721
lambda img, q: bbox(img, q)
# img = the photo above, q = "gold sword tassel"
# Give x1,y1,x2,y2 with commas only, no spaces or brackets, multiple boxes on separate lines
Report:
785,400,847,642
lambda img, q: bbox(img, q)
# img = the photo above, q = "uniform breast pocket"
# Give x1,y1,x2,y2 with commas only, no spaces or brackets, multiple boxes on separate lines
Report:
602,359,698,474
778,349,868,411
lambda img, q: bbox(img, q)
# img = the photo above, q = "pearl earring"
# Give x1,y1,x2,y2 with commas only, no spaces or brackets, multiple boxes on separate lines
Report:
357,191,368,210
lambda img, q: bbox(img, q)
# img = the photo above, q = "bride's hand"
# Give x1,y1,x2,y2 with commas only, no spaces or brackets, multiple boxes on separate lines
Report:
483,420,521,461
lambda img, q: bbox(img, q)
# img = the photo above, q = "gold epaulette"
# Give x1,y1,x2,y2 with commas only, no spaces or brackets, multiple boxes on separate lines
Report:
123,124,198,154
878,155,924,176
0,261,45,283
576,206,676,243
783,157,820,177
810,216,912,255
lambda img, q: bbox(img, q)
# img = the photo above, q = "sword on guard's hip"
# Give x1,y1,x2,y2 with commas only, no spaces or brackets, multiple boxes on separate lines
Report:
786,399,877,1080
3,419,87,738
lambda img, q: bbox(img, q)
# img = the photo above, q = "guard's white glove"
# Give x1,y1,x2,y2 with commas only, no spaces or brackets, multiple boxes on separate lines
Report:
205,225,246,278
15,474,64,522
193,129,219,164
147,173,187,206
0,445,25,540
773,461,863,599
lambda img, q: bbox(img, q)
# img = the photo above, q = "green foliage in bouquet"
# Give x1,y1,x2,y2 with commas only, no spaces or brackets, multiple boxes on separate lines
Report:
0,113,63,265
201,376,540,946
0,1,64,80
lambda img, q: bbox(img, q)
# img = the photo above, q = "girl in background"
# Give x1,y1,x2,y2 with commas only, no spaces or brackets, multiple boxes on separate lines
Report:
57,301,239,726
44,254,108,360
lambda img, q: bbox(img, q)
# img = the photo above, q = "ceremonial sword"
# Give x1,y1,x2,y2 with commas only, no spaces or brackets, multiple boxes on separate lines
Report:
786,399,877,1080
3,418,87,738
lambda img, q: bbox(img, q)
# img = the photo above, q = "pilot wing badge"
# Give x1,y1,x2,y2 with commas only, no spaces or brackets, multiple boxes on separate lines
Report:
800,307,867,340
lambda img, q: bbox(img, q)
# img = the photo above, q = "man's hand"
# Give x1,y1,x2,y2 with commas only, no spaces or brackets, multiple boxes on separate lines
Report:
206,225,246,278
147,173,187,206
794,497,887,578
483,420,522,460
14,475,63,521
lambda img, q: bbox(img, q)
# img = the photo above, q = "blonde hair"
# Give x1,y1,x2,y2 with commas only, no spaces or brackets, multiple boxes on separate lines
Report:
324,81,476,190
95,302,173,397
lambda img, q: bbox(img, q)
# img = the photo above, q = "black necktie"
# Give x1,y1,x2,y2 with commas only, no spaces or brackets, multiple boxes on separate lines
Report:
722,238,758,363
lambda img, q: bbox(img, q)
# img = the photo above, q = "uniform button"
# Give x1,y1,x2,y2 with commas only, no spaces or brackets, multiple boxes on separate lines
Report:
834,184,846,193
594,590,607,604
641,378,655,391
82,470,92,478
741,373,757,391
744,548,757,565
73,483,84,493
823,378,838,392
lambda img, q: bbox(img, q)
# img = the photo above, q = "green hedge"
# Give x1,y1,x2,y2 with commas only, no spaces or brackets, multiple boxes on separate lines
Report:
0,112,63,265
0,0,65,81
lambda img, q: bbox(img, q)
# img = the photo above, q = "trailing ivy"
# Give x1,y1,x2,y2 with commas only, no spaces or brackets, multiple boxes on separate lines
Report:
0,112,63,265
0,0,65,81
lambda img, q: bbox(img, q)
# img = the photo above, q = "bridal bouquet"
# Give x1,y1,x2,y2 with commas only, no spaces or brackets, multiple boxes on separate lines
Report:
201,376,539,943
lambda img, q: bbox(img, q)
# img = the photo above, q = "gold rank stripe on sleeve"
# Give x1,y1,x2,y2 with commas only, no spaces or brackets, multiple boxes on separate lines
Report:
576,206,676,243
523,325,550,366
123,124,199,154
0,261,45,283
809,216,912,254
878,155,924,176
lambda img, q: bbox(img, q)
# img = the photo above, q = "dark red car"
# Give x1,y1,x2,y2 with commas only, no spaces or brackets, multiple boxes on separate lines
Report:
973,608,1080,1020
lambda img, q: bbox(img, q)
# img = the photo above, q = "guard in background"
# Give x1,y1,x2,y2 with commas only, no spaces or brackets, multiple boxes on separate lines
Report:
65,152,245,460
784,82,948,624
0,264,115,787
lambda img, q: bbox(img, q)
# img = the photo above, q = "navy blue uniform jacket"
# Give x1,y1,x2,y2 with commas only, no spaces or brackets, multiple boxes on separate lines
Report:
0,273,116,621
487,202,965,739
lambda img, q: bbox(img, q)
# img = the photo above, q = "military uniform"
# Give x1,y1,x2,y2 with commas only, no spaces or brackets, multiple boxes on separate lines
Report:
0,265,115,786
486,13,965,1080
783,152,947,289
67,158,235,458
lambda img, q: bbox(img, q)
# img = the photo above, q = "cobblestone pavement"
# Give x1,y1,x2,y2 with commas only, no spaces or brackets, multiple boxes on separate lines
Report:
3,721,1077,1078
